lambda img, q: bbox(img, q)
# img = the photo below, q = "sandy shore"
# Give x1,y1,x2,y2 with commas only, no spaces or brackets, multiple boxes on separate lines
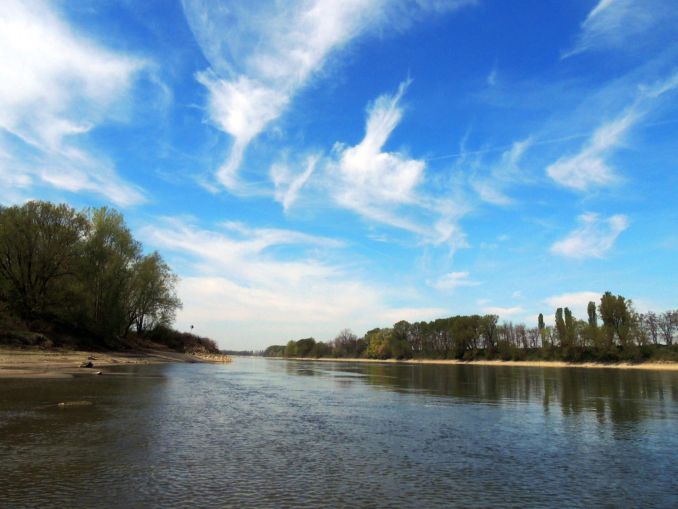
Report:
0,347,231,379
270,356,678,371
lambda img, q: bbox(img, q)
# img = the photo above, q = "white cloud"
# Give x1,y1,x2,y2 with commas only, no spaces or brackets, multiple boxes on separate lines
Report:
143,218,446,348
487,66,497,87
0,0,145,205
196,72,289,189
327,81,467,247
482,306,524,317
562,0,669,58
183,0,476,190
551,212,629,259
332,81,422,207
544,291,601,319
546,110,636,191
271,154,319,211
468,138,532,206
546,71,678,193
428,271,480,290
639,71,678,99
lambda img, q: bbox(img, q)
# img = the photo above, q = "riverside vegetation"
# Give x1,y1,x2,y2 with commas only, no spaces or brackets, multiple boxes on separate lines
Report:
0,201,219,356
265,293,678,364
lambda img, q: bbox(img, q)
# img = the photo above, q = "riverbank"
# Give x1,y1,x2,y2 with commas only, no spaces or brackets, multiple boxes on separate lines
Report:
0,347,231,378
269,356,678,371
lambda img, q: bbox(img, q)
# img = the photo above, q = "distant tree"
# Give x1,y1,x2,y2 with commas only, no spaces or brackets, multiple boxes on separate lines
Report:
333,328,358,357
480,315,499,354
644,311,659,345
366,328,393,359
659,311,675,345
587,301,597,328
295,337,316,357
599,292,634,349
284,340,297,357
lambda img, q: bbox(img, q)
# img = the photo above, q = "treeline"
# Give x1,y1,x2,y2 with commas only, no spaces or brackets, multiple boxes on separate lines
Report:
0,200,217,353
264,292,678,363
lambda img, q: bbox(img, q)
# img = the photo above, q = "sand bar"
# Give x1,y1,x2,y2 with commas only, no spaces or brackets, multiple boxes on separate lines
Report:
0,347,230,379
268,356,678,371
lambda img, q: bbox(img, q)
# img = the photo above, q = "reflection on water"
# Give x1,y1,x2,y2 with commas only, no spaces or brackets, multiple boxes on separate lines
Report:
1,359,678,508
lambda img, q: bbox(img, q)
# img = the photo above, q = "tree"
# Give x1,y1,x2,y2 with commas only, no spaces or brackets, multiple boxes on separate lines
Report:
333,328,359,357
659,311,675,345
480,315,499,354
599,292,634,349
587,301,597,328
366,328,394,359
564,308,577,350
538,313,547,348
644,311,659,345
83,207,141,336
284,340,297,357
127,252,181,335
0,201,88,319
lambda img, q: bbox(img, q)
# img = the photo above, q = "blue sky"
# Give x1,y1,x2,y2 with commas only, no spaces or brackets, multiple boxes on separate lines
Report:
1,0,677,349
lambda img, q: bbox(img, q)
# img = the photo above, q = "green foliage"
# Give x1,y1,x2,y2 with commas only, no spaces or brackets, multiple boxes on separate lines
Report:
0,201,89,320
599,291,634,351
0,201,183,348
263,292,676,365
263,345,286,357
366,328,392,359
145,324,219,354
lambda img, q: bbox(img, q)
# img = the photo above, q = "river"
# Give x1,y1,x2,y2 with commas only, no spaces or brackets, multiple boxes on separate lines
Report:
1,358,677,508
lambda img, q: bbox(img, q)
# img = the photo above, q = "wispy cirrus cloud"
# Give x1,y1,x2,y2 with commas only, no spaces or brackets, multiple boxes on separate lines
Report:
0,0,146,205
551,213,628,259
327,81,468,247
546,109,636,191
271,154,319,212
562,0,673,58
182,0,476,191
143,217,446,346
470,138,532,206
546,71,678,192
428,271,480,291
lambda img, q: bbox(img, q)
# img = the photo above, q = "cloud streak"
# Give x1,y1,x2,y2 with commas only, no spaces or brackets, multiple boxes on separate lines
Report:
0,0,145,205
562,0,670,58
551,213,628,259
546,110,636,191
183,0,476,191
428,271,480,291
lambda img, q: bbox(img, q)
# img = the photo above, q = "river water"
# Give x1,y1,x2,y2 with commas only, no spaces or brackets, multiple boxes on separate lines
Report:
1,358,677,508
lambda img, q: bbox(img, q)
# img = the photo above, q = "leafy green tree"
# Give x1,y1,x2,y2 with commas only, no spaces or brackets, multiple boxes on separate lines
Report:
82,207,141,337
480,314,498,354
659,311,675,345
599,291,634,349
284,340,297,357
0,201,88,319
366,328,393,359
587,301,598,328
127,252,181,334
295,337,316,357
